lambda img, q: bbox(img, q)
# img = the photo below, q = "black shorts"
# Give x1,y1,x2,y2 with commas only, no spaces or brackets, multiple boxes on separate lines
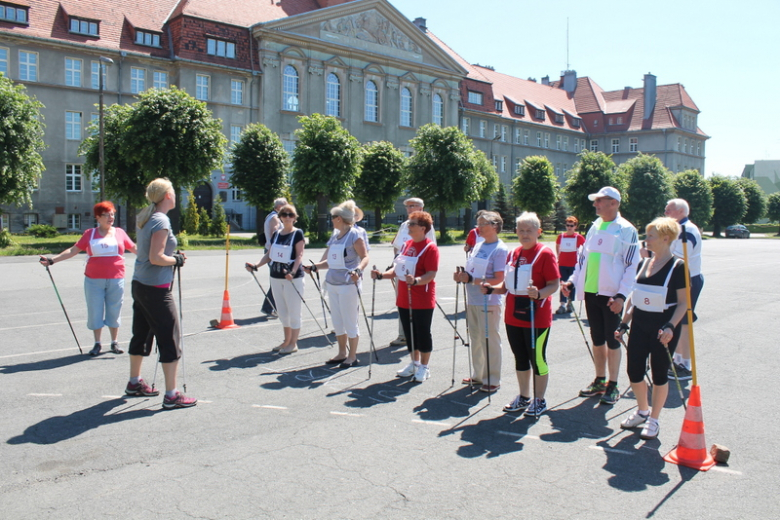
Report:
584,292,621,350
128,281,181,363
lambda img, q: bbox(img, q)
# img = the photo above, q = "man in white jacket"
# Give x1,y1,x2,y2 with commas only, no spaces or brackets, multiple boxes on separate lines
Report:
562,187,639,405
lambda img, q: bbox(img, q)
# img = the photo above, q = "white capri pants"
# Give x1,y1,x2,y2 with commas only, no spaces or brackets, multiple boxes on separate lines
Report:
84,277,125,330
326,282,361,338
467,304,503,386
269,277,304,329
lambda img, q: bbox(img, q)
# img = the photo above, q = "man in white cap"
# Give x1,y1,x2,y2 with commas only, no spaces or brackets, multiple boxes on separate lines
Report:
562,186,639,405
389,197,436,346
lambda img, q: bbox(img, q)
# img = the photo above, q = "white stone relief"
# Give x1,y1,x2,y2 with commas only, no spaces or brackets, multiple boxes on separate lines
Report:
321,10,422,54
308,66,324,76
262,57,280,68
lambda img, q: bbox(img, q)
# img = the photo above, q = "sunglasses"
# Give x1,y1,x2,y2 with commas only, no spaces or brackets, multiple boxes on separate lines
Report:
565,224,576,227
408,221,420,227
279,212,296,218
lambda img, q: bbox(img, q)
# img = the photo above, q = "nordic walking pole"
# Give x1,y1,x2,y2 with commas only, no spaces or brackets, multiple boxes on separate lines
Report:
451,271,459,386
371,264,377,359
247,266,278,315
680,229,698,387
570,298,595,363
663,342,687,411
176,262,187,393
284,270,334,347
460,267,473,391
616,330,652,388
354,276,377,378
43,263,83,354
483,275,491,403
406,266,416,374
529,285,537,414
308,260,330,327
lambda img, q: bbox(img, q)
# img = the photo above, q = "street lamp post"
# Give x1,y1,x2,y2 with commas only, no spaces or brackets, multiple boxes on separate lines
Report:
98,56,114,202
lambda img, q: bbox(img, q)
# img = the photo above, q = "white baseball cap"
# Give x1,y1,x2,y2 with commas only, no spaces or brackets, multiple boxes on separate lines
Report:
588,186,621,202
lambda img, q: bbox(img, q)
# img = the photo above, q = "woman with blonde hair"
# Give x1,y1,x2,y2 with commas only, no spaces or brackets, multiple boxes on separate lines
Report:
616,217,687,440
246,204,305,354
126,178,196,409
304,200,369,368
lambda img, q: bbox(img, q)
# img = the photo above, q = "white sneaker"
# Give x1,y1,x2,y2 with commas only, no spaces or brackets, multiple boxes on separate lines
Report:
413,365,430,383
640,417,660,440
396,362,416,378
620,411,649,429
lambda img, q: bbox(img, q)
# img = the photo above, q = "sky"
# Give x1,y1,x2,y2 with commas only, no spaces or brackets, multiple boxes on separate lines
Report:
389,0,780,178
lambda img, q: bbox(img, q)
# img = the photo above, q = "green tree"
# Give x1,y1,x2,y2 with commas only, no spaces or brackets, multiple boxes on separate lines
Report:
406,124,488,236
511,155,558,218
672,169,713,227
210,195,228,237
229,123,289,233
198,207,212,236
182,188,200,235
291,114,362,240
492,183,513,225
709,175,747,237
473,149,499,203
766,192,780,236
563,151,624,227
735,177,767,224
0,74,46,207
354,141,405,230
619,153,675,230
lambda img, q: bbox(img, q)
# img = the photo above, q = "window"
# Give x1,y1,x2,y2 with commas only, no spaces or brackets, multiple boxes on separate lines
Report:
630,137,638,152
24,213,38,228
364,80,378,122
514,105,525,116
581,139,587,151
69,17,99,36
230,125,242,145
0,47,7,75
501,126,508,142
231,188,242,202
677,137,681,152
65,58,82,87
500,156,506,173
153,71,168,90
231,79,244,105
65,111,82,140
556,135,561,150
523,129,529,145
572,118,581,128
467,91,483,105
67,214,80,229
432,93,443,126
608,117,614,126
493,124,500,139
536,131,542,147
554,114,564,124
326,73,340,117
683,138,688,154
91,170,100,192
617,116,623,124
91,61,107,89
283,66,299,111
19,50,37,81
544,133,550,148
135,30,161,47
206,38,236,59
535,109,545,120
697,142,701,156
491,155,497,168
612,138,620,153
89,112,98,137
461,117,470,135
1,3,28,23
593,119,599,127
130,67,145,94
563,136,569,152
1,213,8,230
514,128,521,144
574,138,580,153
479,120,487,138
495,100,503,112
66,164,82,192
515,157,522,175
590,139,598,152
196,74,210,101
400,87,413,127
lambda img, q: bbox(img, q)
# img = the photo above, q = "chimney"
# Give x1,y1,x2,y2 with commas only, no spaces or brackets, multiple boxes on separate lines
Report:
561,70,577,93
541,75,550,86
412,17,427,32
643,73,656,120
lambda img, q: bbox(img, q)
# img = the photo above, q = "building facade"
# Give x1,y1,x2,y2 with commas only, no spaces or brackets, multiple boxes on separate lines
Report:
742,160,780,196
0,0,707,233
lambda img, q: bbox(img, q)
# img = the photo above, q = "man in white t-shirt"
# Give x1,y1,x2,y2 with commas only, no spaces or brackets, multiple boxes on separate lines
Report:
389,197,436,346
261,198,287,315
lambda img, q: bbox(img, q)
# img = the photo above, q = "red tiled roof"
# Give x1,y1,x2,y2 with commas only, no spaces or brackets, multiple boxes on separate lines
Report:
600,82,705,135
573,76,606,113
169,0,321,28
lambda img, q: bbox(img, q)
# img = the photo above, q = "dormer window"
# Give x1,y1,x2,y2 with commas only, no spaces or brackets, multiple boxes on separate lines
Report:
535,109,545,120
514,105,525,116
467,91,483,105
554,114,564,124
135,30,161,48
69,17,99,37
494,100,503,112
0,3,28,24
207,37,236,59
572,118,581,128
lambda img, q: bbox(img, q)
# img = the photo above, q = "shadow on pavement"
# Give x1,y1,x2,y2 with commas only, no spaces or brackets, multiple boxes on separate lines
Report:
203,334,334,371
0,353,93,374
539,397,615,443
6,398,162,445
413,386,489,422
597,432,672,492
340,376,417,408
445,413,531,459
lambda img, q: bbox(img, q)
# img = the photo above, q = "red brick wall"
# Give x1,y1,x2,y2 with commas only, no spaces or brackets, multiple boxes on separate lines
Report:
460,78,494,114
169,17,256,71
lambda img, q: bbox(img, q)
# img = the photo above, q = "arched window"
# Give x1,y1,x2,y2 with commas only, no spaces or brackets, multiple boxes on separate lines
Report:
365,80,378,122
400,87,413,127
432,93,443,126
326,73,340,117
283,65,299,112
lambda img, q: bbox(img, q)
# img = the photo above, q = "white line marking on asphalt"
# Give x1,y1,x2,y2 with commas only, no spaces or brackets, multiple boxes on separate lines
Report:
0,347,76,359
102,395,124,399
589,446,635,456
330,411,364,417
28,393,62,397
710,466,742,475
252,405,288,410
497,430,541,440
412,419,452,427
199,400,213,404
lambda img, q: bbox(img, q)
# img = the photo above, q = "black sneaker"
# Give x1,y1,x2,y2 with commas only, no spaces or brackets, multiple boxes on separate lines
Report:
89,343,101,356
579,378,607,397
110,341,124,354
600,384,620,405
524,398,548,417
669,363,692,381
503,395,531,413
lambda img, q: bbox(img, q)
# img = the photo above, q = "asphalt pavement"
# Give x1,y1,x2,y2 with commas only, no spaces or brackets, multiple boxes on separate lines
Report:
0,238,777,519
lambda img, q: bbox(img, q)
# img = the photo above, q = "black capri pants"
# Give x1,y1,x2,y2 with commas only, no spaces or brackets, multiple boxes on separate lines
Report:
128,280,182,363
584,292,621,350
398,307,434,354
626,310,680,386
505,323,550,376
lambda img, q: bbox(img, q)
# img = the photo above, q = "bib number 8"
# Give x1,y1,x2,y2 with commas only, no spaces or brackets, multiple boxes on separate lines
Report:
644,297,650,305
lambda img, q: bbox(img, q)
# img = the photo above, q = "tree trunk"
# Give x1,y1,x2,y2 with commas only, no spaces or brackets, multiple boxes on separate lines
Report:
438,208,447,238
463,207,472,233
712,223,721,237
374,207,382,232
316,194,329,241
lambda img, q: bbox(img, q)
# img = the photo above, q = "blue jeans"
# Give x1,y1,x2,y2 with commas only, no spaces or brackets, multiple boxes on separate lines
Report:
83,277,124,330
558,265,575,303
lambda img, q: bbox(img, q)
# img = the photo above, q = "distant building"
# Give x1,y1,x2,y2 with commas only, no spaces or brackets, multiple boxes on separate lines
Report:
742,160,780,195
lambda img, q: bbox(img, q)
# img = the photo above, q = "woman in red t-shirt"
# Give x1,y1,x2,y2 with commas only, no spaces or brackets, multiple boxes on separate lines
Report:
39,201,136,356
555,216,585,314
483,212,559,417
372,211,439,383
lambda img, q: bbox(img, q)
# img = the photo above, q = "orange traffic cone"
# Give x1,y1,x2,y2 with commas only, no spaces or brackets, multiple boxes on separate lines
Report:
664,385,715,471
216,289,240,329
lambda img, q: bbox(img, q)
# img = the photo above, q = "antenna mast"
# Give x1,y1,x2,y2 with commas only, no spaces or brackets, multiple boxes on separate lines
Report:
566,18,570,70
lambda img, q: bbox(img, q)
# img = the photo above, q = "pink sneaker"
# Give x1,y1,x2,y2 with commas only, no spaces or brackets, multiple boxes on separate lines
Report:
125,379,159,397
162,391,197,409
